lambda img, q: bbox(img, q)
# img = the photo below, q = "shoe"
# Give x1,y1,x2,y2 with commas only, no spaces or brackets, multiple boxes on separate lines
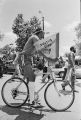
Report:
31,100,42,108
59,90,72,95
73,90,79,93
31,100,35,105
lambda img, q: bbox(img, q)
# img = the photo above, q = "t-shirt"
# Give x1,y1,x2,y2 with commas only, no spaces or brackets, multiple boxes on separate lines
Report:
68,52,75,67
66,52,75,67
23,35,39,64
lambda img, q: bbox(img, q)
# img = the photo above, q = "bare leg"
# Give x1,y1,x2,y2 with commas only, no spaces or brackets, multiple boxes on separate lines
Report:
62,67,71,90
28,81,35,103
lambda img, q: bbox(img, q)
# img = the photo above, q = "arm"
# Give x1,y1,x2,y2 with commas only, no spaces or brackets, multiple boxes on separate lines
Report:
38,51,58,63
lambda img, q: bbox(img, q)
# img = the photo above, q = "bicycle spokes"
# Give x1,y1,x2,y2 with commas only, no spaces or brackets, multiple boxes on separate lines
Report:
44,80,75,111
2,77,29,108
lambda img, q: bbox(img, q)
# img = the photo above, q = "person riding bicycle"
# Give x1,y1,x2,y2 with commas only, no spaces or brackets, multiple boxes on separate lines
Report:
18,27,58,106
62,46,76,91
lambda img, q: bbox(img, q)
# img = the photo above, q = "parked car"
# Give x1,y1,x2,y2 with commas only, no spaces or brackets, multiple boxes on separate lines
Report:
75,56,81,66
4,60,15,74
52,67,65,78
55,58,65,68
53,65,81,79
75,66,81,78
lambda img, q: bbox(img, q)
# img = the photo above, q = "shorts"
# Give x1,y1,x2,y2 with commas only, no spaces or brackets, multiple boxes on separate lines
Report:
23,64,35,82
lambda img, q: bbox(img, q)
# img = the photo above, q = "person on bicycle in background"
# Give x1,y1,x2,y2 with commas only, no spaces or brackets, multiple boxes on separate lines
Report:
19,27,58,106
62,46,76,91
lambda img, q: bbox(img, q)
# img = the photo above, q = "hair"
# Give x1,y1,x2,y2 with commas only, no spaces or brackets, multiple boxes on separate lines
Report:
70,46,76,53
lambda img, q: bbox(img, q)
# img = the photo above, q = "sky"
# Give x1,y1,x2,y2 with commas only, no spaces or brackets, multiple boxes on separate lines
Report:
0,0,80,55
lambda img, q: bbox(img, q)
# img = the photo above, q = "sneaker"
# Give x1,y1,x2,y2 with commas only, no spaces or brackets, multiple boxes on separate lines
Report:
31,100,42,108
31,100,35,105
59,90,72,95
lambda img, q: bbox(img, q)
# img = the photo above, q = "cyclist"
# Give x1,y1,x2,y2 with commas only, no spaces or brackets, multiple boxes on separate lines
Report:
19,27,58,106
62,46,76,91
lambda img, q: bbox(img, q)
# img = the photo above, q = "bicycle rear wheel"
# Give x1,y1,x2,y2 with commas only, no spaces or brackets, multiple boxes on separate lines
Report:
1,77,29,108
44,80,75,112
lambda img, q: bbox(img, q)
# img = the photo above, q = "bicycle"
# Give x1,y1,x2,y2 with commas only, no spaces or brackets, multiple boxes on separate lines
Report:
1,66,75,112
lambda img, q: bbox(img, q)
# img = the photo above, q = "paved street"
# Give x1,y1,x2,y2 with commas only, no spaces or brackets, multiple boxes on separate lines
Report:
0,74,81,120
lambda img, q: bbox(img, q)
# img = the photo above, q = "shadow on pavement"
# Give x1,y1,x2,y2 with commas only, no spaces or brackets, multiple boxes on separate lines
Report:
0,105,44,120
22,103,56,113
0,104,71,120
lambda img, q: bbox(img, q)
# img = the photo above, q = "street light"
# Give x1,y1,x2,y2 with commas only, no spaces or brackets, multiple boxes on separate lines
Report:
38,10,45,64
80,0,81,22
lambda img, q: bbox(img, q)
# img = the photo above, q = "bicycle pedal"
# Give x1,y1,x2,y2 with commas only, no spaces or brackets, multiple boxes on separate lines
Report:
59,90,72,95
74,90,79,93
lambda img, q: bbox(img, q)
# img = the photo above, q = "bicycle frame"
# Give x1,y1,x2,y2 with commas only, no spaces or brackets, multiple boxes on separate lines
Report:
2,65,75,111
34,66,60,96
13,66,61,96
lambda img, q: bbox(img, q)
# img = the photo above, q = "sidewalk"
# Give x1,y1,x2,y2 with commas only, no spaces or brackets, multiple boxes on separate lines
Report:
0,74,81,120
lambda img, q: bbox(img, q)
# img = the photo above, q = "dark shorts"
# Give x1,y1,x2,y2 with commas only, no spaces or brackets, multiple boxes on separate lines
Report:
23,64,35,82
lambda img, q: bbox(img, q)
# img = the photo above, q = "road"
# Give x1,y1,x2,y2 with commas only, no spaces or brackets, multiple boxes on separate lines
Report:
0,74,81,120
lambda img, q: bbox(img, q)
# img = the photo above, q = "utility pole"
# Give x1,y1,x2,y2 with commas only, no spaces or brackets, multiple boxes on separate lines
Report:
42,16,45,65
38,10,45,64
80,0,81,22
38,10,44,33
42,16,44,32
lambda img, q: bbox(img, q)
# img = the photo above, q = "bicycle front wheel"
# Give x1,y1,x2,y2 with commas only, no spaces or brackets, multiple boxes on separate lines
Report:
44,80,75,112
1,77,29,108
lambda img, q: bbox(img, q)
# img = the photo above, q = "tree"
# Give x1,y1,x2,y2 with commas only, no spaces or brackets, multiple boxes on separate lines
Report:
0,32,4,41
12,14,41,51
0,44,15,61
75,23,81,55
75,23,81,40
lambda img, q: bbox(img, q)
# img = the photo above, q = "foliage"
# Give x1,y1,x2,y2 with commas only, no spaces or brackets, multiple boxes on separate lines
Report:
0,44,15,61
75,23,81,40
75,23,81,55
12,14,41,51
0,32,4,41
0,32,15,61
